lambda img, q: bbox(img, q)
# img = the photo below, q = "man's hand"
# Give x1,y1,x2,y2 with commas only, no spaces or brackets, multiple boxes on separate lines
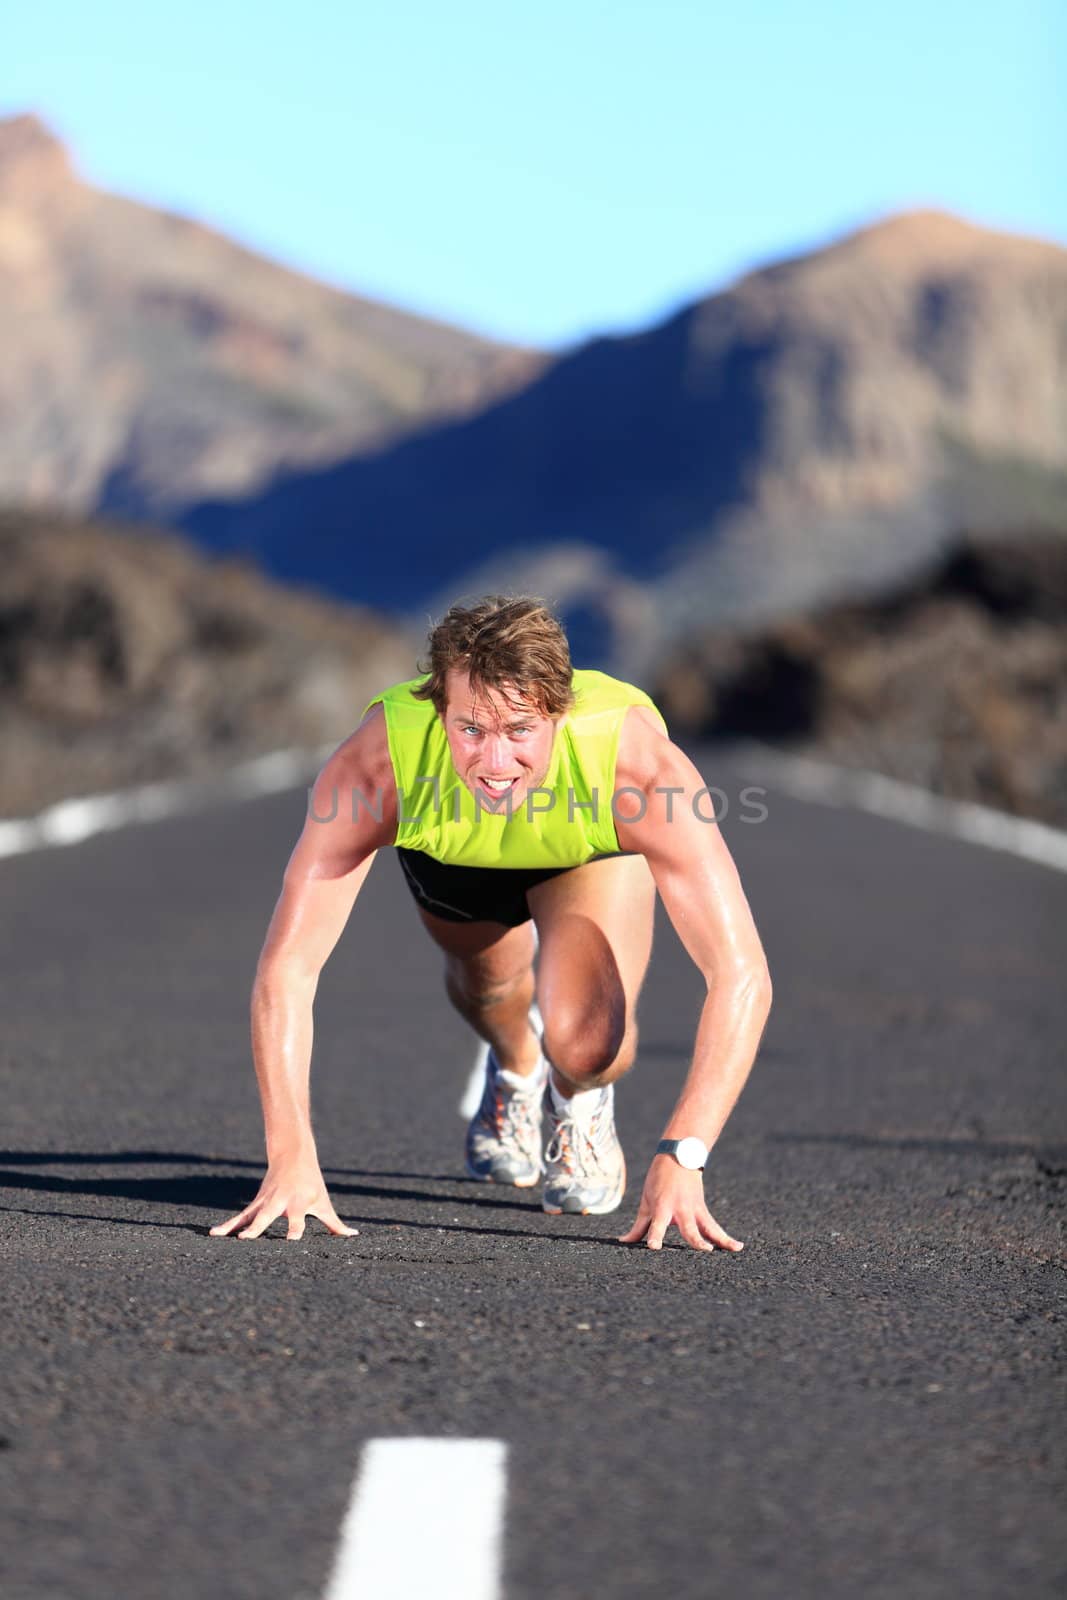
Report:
617,1155,745,1253
209,1160,357,1242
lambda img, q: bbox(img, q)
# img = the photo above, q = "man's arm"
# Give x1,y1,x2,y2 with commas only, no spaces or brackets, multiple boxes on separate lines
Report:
211,710,397,1242
612,710,773,1252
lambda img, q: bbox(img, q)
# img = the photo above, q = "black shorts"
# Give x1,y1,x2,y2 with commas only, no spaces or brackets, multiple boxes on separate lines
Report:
395,847,623,928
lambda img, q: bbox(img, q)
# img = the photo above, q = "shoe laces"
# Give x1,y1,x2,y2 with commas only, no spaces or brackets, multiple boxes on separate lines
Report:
545,1092,611,1177
483,1058,543,1145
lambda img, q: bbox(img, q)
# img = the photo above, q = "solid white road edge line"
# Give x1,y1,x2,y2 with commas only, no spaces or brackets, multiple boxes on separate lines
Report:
735,742,1067,875
0,743,337,861
322,1438,507,1600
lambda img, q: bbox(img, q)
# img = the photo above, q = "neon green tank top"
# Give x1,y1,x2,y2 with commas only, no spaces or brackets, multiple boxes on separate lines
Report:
361,668,668,868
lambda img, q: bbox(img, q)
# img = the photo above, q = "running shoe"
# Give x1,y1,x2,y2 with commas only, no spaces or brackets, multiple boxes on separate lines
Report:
465,1012,547,1187
542,1081,626,1214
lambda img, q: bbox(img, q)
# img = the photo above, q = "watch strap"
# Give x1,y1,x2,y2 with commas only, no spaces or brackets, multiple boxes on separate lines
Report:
656,1137,707,1171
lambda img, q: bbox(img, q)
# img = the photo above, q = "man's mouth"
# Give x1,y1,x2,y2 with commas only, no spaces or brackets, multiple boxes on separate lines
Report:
476,775,520,797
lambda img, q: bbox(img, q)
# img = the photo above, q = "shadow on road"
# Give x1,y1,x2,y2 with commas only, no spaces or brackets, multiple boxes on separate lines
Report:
0,1154,643,1250
0,1148,463,1183
0,1161,542,1215
0,1194,622,1250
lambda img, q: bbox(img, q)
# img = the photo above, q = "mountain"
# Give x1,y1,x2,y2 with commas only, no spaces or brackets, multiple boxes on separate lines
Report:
182,210,1067,674
5,111,1065,680
0,508,415,818
0,114,539,520
653,529,1067,828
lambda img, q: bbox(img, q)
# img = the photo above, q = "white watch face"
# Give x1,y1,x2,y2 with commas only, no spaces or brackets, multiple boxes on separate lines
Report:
675,1136,707,1170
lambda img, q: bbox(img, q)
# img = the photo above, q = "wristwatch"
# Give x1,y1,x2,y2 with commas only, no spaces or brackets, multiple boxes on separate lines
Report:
656,1136,709,1171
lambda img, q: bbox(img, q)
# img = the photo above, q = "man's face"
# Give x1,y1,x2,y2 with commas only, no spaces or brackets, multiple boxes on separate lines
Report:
442,666,562,811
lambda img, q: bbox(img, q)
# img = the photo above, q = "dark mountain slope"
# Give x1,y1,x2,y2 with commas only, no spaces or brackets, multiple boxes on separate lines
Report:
182,211,1067,671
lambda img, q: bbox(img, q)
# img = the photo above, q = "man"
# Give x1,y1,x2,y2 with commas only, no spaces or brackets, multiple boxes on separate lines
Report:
211,596,772,1252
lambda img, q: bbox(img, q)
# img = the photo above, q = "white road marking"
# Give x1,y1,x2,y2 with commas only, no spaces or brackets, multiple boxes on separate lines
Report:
0,744,337,861
323,1438,507,1600
735,743,1067,875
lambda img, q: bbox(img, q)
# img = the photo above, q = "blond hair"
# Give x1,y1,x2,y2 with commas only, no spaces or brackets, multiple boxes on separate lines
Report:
412,595,575,719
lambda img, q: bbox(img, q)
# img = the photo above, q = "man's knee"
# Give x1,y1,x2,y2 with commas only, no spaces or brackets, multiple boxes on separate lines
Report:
542,1006,637,1088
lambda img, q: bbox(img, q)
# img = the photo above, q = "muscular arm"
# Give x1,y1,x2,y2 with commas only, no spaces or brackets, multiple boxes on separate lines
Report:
613,709,773,1250
211,708,397,1241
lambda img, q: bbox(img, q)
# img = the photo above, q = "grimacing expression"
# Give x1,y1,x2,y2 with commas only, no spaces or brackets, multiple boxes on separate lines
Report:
442,666,563,811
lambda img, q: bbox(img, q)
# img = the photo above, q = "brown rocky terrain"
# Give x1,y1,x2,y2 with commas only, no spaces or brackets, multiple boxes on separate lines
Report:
653,530,1067,828
0,508,415,818
3,511,1062,832
0,113,540,519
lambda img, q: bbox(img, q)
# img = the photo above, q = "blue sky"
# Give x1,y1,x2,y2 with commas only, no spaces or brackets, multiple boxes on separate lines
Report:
4,0,1064,347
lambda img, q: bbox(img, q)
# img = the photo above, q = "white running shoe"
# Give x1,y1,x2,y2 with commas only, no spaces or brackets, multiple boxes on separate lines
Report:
542,1081,626,1215
465,1009,547,1187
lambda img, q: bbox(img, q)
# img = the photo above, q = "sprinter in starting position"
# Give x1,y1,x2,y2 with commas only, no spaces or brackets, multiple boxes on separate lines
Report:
211,595,772,1251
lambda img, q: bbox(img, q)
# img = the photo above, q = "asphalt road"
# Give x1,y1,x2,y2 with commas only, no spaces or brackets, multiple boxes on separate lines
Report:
1,746,1064,1599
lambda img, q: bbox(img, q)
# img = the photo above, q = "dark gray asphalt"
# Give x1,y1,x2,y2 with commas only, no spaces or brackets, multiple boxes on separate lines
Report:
1,747,1064,1600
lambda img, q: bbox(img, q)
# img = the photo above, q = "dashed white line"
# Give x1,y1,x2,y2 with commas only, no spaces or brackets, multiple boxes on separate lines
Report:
735,743,1067,875
323,1438,507,1600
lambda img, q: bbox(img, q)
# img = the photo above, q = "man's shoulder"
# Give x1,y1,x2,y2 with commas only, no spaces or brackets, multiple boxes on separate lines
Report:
571,667,640,704
614,702,677,792
570,669,667,724
318,704,396,805
361,674,433,716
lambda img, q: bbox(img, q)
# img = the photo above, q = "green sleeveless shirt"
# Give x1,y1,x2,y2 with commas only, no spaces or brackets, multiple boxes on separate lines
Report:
361,668,668,869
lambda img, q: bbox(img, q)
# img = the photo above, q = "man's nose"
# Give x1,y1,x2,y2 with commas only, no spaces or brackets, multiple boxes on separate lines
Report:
484,734,511,770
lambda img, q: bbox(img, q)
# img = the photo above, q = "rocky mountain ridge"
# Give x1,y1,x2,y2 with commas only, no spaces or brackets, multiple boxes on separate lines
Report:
5,111,1064,678
0,113,540,519
180,209,1067,674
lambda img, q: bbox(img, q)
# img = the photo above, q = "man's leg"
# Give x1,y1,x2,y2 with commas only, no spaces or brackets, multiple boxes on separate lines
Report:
411,856,656,1202
414,909,542,1077
414,909,546,1185
526,854,657,1213
526,853,656,1096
